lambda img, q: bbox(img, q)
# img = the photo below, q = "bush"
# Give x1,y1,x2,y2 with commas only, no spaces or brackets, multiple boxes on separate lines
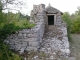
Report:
0,44,22,60
0,2,34,60
71,19,80,33
15,20,35,29
62,12,72,42
0,23,22,60
0,44,12,60
0,13,35,60
0,23,20,39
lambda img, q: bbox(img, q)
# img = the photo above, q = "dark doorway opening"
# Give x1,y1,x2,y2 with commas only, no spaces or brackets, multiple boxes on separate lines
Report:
48,15,54,25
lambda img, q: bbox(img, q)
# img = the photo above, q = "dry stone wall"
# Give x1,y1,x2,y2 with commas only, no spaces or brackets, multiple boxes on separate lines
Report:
56,13,62,25
4,4,46,54
4,23,45,54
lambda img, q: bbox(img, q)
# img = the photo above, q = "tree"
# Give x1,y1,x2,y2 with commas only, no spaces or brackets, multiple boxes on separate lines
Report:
0,2,7,29
70,7,80,33
75,7,80,15
62,12,72,41
0,0,27,13
62,12,71,25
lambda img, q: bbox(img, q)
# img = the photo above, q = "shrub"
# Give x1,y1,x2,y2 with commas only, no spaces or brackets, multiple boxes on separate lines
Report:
0,14,35,60
15,20,35,29
62,12,72,42
71,19,80,33
0,23,20,39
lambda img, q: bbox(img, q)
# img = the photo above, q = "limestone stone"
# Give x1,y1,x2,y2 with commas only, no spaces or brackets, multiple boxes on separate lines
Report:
19,48,25,54
27,34,38,38
33,55,38,59
26,46,38,51
60,49,70,57
50,55,54,59
23,38,38,42
18,33,22,37
29,42,39,47
22,33,27,37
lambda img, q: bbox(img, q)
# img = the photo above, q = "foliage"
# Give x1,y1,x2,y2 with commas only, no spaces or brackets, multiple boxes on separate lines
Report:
15,20,35,29
62,7,80,41
0,1,34,60
0,24,20,39
0,2,34,60
0,13,34,59
0,43,11,60
71,19,80,33
62,12,71,26
0,43,22,60
0,0,27,12
62,12,72,41
70,7,80,33
9,53,22,60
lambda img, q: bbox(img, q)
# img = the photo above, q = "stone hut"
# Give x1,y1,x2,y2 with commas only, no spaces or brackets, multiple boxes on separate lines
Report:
4,4,70,58
45,4,63,26
30,4,63,26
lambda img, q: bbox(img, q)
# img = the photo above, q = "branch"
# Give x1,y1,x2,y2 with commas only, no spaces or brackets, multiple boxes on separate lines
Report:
0,0,27,12
3,8,20,12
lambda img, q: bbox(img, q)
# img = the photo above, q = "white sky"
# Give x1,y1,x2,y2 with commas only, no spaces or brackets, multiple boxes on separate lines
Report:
3,0,80,15
25,0,80,15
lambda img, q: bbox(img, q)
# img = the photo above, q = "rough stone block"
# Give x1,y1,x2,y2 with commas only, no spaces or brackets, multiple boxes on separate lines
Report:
60,49,70,57
21,42,27,47
29,42,39,47
27,34,38,38
26,46,38,51
22,33,27,37
23,38,38,42
18,33,22,37
19,48,25,54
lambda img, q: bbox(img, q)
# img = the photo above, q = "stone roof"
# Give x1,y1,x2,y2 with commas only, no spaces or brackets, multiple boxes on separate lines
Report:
45,5,63,14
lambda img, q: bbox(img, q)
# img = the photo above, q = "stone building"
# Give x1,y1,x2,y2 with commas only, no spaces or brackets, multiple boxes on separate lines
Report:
45,4,63,26
4,4,70,59
30,4,63,26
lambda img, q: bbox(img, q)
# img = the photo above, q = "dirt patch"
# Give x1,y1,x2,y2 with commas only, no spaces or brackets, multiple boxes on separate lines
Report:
70,34,80,60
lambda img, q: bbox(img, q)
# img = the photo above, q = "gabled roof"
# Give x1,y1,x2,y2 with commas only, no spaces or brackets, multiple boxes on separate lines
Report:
45,4,63,14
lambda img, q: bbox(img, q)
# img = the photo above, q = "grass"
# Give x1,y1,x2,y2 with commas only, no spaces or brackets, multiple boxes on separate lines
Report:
70,34,80,60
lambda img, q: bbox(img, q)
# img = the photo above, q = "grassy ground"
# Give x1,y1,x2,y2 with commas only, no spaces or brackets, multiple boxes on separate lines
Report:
70,34,80,60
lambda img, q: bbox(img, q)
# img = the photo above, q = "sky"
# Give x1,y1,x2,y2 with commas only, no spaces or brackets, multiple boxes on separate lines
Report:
25,0,80,15
3,0,80,15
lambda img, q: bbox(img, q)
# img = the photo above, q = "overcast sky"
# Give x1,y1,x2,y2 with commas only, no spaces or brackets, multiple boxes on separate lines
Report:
24,0,80,15
4,0,80,15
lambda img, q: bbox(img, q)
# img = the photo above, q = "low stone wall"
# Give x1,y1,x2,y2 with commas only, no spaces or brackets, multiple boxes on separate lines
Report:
4,4,46,54
4,20,45,54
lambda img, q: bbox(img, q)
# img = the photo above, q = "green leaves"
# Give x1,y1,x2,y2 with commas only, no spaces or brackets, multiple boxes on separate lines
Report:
0,9,34,60
62,11,80,34
71,20,80,33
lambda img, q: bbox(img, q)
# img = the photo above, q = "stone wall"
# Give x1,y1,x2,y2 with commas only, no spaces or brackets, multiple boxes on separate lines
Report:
4,4,46,54
4,23,45,54
56,13,63,25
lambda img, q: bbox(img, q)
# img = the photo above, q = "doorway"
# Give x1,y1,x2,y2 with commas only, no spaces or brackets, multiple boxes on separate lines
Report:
48,15,54,25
